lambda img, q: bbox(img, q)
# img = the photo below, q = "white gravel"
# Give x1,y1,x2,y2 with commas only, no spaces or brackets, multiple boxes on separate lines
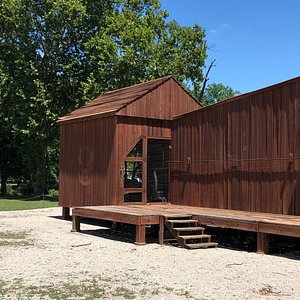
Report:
0,207,299,299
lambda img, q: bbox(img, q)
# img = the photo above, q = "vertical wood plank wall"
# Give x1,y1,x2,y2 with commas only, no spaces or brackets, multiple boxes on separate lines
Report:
170,78,300,215
58,77,201,208
59,116,118,207
117,79,200,119
58,116,171,207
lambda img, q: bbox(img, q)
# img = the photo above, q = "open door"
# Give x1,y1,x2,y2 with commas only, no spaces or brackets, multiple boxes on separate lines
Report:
147,139,170,202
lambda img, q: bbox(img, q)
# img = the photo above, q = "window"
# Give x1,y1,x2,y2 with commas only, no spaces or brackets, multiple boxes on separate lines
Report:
127,140,143,157
123,139,144,203
124,161,142,188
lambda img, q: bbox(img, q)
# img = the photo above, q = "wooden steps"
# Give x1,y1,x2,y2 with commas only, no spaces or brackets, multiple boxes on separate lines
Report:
163,215,218,250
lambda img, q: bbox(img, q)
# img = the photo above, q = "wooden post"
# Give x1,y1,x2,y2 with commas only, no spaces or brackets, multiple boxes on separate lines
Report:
72,215,81,232
115,222,123,231
159,216,164,245
134,225,146,245
257,232,269,254
62,207,70,220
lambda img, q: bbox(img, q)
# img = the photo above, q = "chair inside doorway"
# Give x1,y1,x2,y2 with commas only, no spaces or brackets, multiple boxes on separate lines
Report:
122,138,170,203
147,139,170,202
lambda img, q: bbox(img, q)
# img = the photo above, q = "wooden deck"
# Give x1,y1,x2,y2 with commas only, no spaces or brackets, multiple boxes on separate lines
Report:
71,204,300,253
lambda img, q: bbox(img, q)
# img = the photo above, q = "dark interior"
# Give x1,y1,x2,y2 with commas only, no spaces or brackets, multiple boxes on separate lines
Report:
147,139,170,202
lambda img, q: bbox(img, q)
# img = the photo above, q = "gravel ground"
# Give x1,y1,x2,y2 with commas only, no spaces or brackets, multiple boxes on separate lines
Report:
0,207,300,300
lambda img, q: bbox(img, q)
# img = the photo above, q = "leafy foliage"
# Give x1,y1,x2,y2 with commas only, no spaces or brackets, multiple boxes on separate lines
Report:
0,0,235,194
201,83,240,106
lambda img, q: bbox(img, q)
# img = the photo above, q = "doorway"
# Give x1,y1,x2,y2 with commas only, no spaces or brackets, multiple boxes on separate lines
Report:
122,138,170,203
147,139,170,202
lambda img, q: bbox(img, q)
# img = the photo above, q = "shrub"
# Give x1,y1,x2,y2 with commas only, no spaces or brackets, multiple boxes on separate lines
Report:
47,189,59,198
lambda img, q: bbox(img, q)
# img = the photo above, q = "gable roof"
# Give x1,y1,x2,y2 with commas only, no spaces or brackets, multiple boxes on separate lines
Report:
58,76,200,123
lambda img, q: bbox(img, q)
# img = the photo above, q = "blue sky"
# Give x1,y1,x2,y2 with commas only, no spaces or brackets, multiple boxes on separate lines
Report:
160,0,300,93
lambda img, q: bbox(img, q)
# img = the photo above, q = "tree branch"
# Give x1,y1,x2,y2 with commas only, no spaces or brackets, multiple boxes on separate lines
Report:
199,59,216,101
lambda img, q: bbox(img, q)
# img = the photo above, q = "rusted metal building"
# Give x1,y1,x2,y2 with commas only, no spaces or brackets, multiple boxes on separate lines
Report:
58,76,201,216
170,76,300,216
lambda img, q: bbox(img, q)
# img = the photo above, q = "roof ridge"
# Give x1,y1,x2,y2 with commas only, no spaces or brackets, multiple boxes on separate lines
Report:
76,76,172,111
113,76,173,113
103,75,172,96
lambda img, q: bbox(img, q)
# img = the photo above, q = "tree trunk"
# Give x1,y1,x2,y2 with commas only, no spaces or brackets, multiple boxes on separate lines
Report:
0,172,7,195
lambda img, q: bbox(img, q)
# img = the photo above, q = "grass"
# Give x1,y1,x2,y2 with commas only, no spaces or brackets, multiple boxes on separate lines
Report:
0,230,29,239
0,275,198,300
0,277,122,300
0,230,34,247
0,197,58,211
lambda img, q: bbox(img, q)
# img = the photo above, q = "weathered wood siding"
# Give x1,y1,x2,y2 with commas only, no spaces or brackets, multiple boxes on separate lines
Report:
58,116,171,207
117,79,200,120
170,77,300,215
58,76,201,208
59,117,118,207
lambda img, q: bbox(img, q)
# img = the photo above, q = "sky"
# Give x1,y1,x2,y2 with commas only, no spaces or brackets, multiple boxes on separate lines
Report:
160,0,300,93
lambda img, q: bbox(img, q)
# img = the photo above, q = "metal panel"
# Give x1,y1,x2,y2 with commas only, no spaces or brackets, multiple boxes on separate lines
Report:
170,77,300,216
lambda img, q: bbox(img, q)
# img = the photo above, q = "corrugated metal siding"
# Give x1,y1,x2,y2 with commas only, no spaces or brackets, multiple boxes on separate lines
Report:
59,117,118,207
170,78,300,215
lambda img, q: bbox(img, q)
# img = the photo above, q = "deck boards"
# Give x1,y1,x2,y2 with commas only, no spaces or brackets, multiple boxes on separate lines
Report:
72,203,300,238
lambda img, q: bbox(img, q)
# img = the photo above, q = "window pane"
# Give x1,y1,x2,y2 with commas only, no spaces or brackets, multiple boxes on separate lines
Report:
124,192,142,202
124,161,142,188
127,140,143,157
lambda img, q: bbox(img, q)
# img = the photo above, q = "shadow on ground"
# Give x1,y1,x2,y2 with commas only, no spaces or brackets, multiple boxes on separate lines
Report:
51,215,158,245
51,215,300,259
206,227,300,260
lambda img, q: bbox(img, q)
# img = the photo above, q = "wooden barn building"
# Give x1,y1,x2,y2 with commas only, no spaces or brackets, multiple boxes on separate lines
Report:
58,76,201,218
58,76,300,252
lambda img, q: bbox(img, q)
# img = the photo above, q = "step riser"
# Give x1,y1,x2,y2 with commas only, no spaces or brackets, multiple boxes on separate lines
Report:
178,237,211,243
175,231,204,237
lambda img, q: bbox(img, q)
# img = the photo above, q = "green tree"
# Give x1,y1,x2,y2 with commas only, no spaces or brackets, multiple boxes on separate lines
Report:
155,20,207,96
201,83,240,106
0,0,208,194
0,0,114,193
